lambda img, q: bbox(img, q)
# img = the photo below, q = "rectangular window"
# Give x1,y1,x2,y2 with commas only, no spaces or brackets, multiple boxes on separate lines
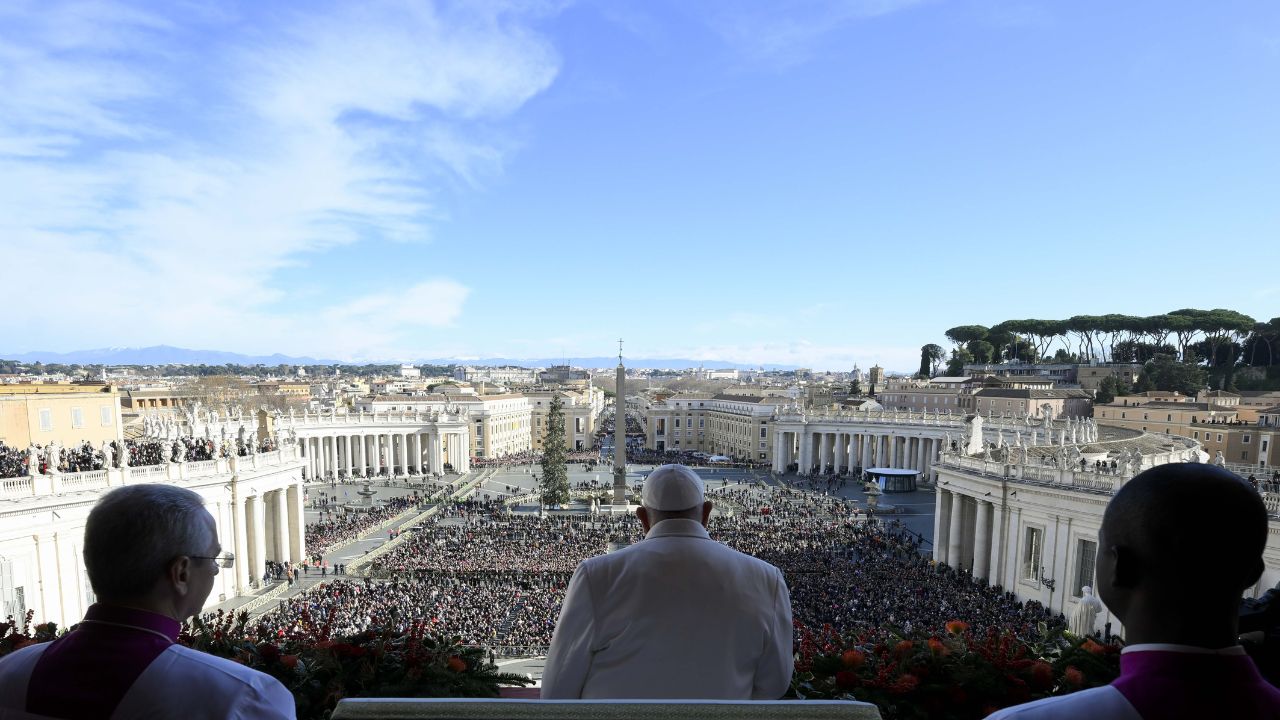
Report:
1193,431,1199,439
1218,434,1223,442
101,406,113,426
1022,527,1043,582
760,427,768,439
71,407,84,429
675,419,681,428
39,409,52,432
1074,540,1097,597
760,441,766,449
1243,435,1251,444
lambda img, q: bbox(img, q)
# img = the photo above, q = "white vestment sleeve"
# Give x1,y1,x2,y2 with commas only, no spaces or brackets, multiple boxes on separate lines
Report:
540,563,596,699
751,567,794,699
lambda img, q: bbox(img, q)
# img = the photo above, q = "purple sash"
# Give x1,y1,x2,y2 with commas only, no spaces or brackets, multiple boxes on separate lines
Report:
27,604,179,719
1112,649,1280,719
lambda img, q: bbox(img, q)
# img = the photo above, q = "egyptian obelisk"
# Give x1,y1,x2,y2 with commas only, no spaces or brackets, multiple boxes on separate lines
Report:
612,340,627,505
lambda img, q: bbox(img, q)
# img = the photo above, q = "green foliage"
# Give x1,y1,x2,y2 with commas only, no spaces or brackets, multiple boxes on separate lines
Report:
918,344,944,378
1139,354,1207,396
945,325,990,348
945,348,973,377
539,395,571,506
850,377,863,396
966,340,995,364
1094,376,1127,404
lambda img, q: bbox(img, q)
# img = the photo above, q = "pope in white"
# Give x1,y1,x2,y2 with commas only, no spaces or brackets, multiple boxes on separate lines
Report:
540,464,793,699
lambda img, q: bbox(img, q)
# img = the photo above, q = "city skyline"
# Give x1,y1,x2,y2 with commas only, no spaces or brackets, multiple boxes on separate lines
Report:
2,1,1277,371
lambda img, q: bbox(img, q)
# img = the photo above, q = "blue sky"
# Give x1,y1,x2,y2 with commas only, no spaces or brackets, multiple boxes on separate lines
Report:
2,0,1277,370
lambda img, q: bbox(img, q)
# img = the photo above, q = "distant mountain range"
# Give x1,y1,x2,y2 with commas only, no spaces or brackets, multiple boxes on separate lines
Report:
0,346,799,371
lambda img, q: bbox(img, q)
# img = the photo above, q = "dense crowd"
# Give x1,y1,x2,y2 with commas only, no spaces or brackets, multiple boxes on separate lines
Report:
0,435,282,479
252,483,1065,655
304,494,420,553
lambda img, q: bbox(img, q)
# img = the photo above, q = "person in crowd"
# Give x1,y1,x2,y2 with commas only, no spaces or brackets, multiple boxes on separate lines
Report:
0,484,295,719
541,464,794,699
987,463,1280,719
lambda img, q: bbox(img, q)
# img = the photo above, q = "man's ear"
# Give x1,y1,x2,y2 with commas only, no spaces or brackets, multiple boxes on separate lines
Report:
636,506,650,532
169,556,193,596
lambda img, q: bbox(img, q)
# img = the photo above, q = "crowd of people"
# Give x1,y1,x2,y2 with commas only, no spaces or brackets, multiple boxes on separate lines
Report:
303,494,420,552
0,435,282,479
251,482,1065,655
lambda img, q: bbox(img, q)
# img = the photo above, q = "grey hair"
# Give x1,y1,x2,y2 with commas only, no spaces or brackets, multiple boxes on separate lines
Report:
83,484,214,601
648,504,705,524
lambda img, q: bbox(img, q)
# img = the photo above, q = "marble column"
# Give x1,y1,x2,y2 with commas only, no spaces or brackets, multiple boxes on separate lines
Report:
428,432,441,474
271,490,289,563
947,492,964,569
343,437,353,478
974,500,993,581
248,494,266,587
287,483,304,562
818,433,830,473
397,433,407,474
327,436,337,479
861,434,871,471
231,490,249,593
915,438,925,472
934,490,952,564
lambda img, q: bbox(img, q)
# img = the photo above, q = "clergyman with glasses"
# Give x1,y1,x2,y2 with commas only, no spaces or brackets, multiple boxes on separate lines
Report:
0,484,295,719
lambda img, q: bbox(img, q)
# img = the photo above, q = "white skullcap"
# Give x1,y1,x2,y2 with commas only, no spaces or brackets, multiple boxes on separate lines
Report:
642,464,706,511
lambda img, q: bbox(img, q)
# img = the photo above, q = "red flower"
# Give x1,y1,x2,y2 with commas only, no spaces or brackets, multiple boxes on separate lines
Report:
1064,665,1084,687
894,640,914,656
280,654,299,669
945,620,969,635
447,655,467,673
841,650,866,668
257,643,281,663
927,637,949,657
1028,660,1054,691
835,670,859,690
888,673,919,694
1082,639,1105,655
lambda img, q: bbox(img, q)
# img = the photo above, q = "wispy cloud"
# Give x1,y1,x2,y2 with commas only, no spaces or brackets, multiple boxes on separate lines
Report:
706,0,933,68
0,1,559,359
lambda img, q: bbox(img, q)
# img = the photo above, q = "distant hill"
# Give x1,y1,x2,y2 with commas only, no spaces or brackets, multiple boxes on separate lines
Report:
0,346,798,371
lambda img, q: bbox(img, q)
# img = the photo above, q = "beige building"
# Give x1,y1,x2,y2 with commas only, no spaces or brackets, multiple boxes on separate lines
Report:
973,387,1093,418
527,387,606,452
0,383,122,448
879,377,978,414
1095,399,1278,470
642,392,783,461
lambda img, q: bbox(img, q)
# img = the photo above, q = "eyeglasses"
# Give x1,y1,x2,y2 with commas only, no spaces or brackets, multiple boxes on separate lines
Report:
190,553,235,569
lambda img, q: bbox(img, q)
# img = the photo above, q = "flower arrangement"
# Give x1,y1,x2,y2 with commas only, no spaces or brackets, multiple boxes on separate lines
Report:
791,620,1122,719
1,610,530,720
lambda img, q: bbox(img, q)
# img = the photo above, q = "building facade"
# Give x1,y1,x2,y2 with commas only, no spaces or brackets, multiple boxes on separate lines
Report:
0,384,123,449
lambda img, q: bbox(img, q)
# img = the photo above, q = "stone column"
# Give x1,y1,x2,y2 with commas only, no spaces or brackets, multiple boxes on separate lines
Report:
818,433,830,473
974,500,993,581
287,482,304,562
861,434,871,471
934,489,952,564
947,493,964,570
411,433,421,474
327,436,337,479
271,490,289,563
915,438,925,472
248,494,266,587
231,489,249,593
398,433,408,475
343,437,353,478
427,432,440,474
772,433,785,473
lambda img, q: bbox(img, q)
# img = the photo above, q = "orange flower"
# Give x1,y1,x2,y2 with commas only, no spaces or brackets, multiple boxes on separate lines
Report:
894,640,914,656
446,655,467,673
1064,666,1084,687
1082,639,1105,655
841,649,866,668
927,637,950,657
944,620,969,635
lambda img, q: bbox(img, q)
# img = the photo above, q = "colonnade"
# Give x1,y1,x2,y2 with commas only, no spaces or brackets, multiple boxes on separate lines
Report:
933,488,998,581
772,428,942,481
229,482,306,593
298,430,469,480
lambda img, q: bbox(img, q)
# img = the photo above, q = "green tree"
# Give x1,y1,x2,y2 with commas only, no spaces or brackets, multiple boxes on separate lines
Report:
539,395,571,507
967,340,995,364
1141,354,1208,396
945,347,974,376
849,377,862,396
1095,375,1125,404
917,344,944,378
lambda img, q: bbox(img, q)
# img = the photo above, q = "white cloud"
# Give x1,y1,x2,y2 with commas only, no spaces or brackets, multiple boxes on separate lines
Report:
706,0,933,68
0,0,559,359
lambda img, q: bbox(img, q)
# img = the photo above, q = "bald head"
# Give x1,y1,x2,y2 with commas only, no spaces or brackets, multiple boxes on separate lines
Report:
1098,463,1268,642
